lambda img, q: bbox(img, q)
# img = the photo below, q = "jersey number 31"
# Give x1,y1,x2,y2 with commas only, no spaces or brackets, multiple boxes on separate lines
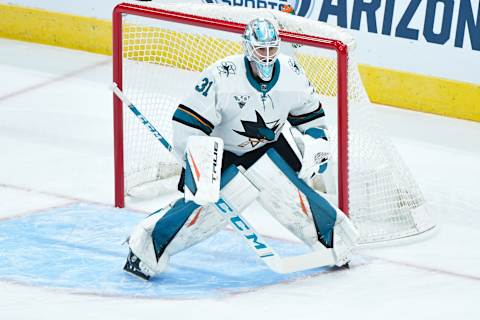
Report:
195,78,213,97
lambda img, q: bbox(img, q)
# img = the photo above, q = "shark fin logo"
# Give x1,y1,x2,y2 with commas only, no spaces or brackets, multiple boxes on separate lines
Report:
234,111,281,148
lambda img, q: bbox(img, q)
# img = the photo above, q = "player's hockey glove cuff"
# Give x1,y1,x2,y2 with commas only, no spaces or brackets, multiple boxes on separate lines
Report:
291,127,331,180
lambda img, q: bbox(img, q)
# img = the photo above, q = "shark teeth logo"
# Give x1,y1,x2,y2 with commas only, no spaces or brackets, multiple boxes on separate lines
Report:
234,95,250,109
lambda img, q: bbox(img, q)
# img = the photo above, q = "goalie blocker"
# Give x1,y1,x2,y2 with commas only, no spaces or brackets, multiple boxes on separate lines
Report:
125,135,358,279
183,136,224,205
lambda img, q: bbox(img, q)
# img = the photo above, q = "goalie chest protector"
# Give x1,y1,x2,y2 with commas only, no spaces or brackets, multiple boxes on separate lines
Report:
177,53,321,156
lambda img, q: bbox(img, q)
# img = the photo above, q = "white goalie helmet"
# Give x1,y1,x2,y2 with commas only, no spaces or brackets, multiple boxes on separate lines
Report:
242,18,281,81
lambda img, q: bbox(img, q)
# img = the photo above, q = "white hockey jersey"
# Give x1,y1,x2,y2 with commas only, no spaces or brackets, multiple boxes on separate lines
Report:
172,53,325,160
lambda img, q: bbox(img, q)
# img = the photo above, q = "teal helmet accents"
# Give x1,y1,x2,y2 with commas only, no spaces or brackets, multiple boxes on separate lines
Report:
242,18,280,81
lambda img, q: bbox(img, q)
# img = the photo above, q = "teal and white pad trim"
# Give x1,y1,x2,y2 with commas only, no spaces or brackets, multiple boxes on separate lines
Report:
244,149,337,248
130,165,260,275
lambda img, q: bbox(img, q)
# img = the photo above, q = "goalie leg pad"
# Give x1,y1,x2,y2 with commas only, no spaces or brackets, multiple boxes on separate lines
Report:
330,209,360,266
128,165,259,275
128,199,199,274
244,148,337,248
151,199,202,260
244,148,359,267
164,204,226,256
162,165,260,256
169,165,259,255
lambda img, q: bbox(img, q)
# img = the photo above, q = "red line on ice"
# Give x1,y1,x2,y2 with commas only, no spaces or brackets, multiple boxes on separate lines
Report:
0,59,110,103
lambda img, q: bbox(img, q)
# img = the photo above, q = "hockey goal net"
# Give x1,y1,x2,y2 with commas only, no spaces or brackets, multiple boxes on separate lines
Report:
113,2,435,244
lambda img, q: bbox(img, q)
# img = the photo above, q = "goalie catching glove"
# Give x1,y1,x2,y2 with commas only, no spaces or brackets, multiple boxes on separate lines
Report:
290,127,331,181
184,136,224,205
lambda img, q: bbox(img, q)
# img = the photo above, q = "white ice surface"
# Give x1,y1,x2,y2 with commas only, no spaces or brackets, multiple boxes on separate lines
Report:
0,38,479,319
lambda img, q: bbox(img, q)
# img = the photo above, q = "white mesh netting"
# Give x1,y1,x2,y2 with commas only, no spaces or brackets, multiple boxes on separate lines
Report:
117,2,435,243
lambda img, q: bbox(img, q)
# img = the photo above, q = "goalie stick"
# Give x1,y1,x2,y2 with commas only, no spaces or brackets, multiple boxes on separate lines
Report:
112,83,338,273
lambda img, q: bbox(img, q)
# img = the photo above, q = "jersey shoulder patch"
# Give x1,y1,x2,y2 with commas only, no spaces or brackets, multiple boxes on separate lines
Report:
287,57,303,75
216,60,238,78
276,54,303,76
213,55,243,79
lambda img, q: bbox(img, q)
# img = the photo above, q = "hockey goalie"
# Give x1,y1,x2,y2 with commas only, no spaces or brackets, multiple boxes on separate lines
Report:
123,18,359,280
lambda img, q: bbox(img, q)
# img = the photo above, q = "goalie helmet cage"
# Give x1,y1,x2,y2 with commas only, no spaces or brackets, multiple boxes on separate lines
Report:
112,2,435,244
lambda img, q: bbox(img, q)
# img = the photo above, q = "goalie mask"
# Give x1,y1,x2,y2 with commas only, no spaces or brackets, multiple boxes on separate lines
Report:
243,18,280,82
